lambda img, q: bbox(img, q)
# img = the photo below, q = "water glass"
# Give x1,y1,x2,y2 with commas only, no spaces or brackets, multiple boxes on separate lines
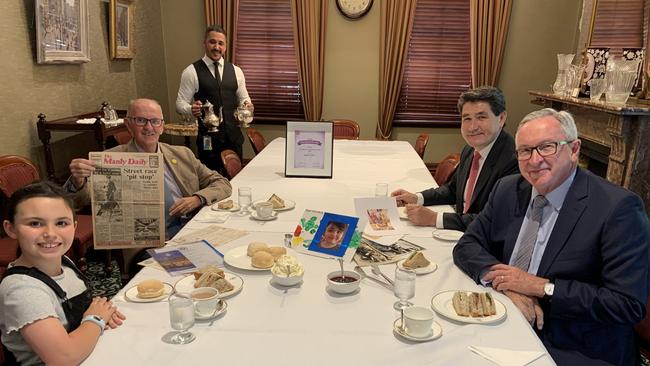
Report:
169,296,196,344
238,187,252,214
589,79,606,101
375,183,388,197
393,266,416,310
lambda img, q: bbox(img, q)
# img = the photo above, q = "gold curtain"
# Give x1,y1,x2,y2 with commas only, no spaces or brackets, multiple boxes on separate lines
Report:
291,0,328,121
204,0,235,61
377,0,417,140
470,0,512,87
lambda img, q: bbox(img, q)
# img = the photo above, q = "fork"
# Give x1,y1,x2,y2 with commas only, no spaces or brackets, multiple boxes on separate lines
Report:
370,264,395,286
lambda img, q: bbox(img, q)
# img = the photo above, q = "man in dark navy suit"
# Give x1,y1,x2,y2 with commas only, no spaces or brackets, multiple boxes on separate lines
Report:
453,108,650,365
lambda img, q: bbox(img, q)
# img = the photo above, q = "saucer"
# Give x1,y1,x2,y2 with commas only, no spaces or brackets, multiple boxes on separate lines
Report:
432,229,464,242
250,211,278,221
392,318,442,342
252,199,296,211
195,299,228,320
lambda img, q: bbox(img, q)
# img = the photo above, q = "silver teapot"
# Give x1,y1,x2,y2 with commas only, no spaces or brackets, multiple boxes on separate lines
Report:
201,100,222,133
234,104,254,128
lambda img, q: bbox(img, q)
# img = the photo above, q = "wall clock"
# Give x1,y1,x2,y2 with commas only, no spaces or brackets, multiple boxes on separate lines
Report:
336,0,374,20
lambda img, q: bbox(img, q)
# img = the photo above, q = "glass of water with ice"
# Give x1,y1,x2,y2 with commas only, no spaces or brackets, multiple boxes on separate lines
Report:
169,296,196,344
237,187,252,216
393,266,416,310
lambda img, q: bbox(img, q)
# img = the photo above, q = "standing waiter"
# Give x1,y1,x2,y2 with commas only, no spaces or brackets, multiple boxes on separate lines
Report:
176,24,253,175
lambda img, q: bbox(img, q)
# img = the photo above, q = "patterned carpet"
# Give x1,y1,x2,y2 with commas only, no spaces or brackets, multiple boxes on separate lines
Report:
86,260,123,298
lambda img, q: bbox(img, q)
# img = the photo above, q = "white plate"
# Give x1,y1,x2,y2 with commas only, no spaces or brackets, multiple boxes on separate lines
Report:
173,272,244,299
223,246,272,271
397,259,438,275
124,282,173,303
393,318,443,342
432,229,464,242
430,290,507,324
250,211,278,221
252,199,296,211
211,200,240,212
397,207,408,220
195,299,228,320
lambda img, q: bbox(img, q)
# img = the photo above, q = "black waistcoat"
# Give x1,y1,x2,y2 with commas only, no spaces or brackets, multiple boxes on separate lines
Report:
193,59,243,145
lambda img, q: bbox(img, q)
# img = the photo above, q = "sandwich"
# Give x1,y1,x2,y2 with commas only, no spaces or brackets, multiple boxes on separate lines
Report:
137,279,165,299
217,199,234,209
402,251,430,269
452,291,470,317
193,265,224,280
267,194,285,209
452,291,497,317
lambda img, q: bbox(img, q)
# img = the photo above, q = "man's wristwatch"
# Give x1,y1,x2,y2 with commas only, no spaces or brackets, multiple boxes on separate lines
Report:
82,315,106,335
543,281,555,298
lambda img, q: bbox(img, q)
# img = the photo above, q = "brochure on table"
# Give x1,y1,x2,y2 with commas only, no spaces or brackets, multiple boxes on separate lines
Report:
147,240,224,276
291,209,360,262
354,197,403,237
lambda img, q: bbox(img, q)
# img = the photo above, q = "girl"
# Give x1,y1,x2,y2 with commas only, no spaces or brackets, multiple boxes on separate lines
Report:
0,181,125,365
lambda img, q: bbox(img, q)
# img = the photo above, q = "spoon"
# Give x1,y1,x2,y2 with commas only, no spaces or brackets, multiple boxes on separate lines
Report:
370,264,395,286
338,258,345,280
286,264,291,278
399,308,406,333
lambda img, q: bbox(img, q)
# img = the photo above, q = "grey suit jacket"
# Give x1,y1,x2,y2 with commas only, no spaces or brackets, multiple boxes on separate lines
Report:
421,129,518,231
67,140,232,208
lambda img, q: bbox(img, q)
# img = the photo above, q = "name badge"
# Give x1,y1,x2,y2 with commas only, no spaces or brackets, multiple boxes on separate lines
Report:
203,136,212,151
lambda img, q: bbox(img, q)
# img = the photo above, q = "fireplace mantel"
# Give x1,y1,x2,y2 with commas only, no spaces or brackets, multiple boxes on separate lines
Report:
529,91,650,213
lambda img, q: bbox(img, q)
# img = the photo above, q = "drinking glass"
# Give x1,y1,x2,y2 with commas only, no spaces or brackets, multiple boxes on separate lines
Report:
393,266,416,310
238,187,252,215
375,183,388,197
169,296,196,344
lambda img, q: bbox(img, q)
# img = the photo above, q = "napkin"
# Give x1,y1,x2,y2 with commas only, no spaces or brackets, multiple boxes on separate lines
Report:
193,210,230,223
76,118,124,125
468,345,544,366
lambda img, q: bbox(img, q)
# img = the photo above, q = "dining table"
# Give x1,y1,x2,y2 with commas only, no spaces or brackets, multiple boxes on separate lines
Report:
83,138,555,366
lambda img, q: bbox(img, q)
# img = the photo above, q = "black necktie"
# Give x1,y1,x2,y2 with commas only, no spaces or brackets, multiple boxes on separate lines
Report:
213,61,221,84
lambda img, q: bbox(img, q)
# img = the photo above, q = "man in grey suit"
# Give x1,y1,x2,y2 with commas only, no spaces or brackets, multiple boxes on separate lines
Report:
391,86,518,231
453,108,650,365
67,98,232,239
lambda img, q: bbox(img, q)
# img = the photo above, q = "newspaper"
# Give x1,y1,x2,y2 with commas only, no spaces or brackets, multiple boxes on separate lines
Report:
89,151,165,249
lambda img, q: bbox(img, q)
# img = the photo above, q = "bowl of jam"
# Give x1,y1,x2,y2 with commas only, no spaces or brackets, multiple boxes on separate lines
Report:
327,271,361,294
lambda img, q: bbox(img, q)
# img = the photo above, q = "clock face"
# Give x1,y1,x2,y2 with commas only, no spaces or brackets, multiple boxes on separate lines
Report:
336,0,374,20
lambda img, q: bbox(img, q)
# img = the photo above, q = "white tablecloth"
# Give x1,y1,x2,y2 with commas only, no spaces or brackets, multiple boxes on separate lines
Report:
83,138,555,366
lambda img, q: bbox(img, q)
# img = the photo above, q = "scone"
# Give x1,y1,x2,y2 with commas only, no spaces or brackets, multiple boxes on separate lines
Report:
267,246,287,259
247,242,269,257
217,199,234,210
251,251,274,269
267,194,285,209
403,251,430,269
137,279,164,299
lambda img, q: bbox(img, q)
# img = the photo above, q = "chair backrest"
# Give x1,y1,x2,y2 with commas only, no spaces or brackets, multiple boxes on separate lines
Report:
220,149,243,179
0,155,40,199
434,153,461,186
246,128,267,155
113,130,132,145
414,133,429,159
331,119,360,140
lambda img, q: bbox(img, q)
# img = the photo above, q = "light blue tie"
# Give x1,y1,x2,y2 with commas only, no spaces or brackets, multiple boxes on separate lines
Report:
513,195,548,270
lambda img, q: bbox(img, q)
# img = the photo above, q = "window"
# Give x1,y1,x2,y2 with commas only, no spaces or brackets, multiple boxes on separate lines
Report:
394,0,471,126
590,0,645,53
233,0,304,121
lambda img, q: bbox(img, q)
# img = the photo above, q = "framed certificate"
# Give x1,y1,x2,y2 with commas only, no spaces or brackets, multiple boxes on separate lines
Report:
285,121,334,178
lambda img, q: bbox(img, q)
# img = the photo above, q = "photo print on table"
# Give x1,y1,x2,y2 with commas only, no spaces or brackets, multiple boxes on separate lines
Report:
353,237,424,266
354,197,403,236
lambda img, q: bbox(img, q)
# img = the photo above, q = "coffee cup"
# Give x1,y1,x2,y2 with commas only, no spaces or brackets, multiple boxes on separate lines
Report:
403,306,434,337
255,201,274,218
190,287,220,317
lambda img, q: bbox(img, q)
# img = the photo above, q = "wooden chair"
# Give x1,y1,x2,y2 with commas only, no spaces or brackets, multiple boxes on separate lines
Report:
433,153,461,186
0,155,94,272
220,149,243,179
414,133,429,159
246,128,267,155
331,119,360,140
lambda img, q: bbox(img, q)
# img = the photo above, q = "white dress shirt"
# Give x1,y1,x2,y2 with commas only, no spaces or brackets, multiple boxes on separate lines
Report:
175,55,251,115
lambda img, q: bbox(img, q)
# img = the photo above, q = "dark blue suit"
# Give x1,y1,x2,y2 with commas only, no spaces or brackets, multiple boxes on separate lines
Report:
453,168,650,365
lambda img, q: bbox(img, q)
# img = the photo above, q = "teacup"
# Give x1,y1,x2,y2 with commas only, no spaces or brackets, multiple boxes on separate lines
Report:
403,306,434,337
190,287,220,317
255,201,274,218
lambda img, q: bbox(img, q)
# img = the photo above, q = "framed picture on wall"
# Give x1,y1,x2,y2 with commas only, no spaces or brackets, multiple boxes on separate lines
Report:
110,0,136,59
285,121,334,178
35,0,90,64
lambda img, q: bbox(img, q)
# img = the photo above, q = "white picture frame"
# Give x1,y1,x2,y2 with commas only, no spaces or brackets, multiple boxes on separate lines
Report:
35,0,90,64
285,121,333,178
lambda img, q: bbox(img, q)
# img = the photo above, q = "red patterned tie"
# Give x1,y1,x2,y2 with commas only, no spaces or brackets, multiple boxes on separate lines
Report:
463,151,481,213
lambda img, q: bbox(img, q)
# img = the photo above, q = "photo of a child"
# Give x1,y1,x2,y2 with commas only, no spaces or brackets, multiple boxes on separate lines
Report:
318,221,349,250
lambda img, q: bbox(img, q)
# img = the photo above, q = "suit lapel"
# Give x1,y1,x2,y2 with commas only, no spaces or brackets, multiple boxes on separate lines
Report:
467,129,507,208
159,144,188,197
537,169,588,276
504,178,532,261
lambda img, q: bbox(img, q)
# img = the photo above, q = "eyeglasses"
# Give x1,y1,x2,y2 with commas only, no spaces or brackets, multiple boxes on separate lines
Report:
127,116,164,127
515,140,573,161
